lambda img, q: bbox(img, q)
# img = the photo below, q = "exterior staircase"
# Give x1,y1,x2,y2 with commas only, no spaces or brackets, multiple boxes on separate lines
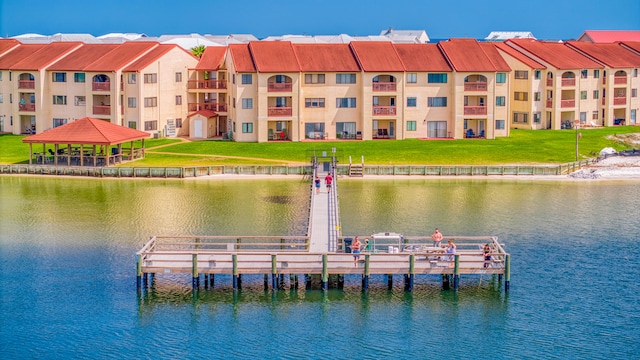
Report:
349,155,364,177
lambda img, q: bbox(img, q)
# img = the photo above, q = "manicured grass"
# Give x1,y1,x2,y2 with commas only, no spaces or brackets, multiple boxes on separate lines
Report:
1,127,638,166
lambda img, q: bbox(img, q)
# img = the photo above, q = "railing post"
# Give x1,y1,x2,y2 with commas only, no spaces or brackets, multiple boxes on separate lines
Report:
504,254,511,292
453,254,460,291
192,254,199,290
322,254,328,291
272,254,278,291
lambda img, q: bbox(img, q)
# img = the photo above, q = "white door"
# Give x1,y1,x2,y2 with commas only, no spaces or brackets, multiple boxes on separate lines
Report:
193,119,202,138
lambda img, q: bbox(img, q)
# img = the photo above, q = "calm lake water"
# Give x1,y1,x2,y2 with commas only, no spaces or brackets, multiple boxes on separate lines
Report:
1,175,639,359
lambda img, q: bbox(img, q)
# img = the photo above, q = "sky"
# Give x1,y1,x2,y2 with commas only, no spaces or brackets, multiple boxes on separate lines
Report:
1,0,638,40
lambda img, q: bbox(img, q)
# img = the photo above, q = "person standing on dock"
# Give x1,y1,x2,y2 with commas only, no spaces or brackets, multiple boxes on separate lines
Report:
431,228,443,247
324,172,333,193
314,176,321,194
351,236,362,265
445,239,456,266
483,243,492,268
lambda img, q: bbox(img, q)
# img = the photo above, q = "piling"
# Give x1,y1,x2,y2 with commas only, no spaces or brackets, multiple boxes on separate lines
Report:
192,254,199,290
136,254,142,290
209,273,214,288
232,254,239,290
504,254,511,292
264,274,269,291
362,255,370,291
271,254,278,290
453,254,460,291
321,254,328,291
407,254,415,291
387,275,393,290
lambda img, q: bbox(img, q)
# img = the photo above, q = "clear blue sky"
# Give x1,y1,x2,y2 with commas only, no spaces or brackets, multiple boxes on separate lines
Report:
1,0,638,40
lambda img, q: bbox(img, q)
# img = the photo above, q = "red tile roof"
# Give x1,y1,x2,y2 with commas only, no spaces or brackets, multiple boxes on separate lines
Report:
292,44,360,72
393,44,451,72
195,46,227,70
494,42,545,69
349,42,404,72
506,39,602,70
229,44,256,72
22,117,149,145
248,41,300,72
8,42,83,70
438,39,503,72
478,42,511,71
0,44,47,69
123,44,193,72
0,39,20,56
187,110,218,118
47,44,119,71
83,42,158,72
579,30,640,43
619,41,640,55
566,41,640,68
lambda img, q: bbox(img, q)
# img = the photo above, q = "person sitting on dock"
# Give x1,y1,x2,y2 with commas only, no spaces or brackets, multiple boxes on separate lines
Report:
351,236,362,265
445,239,456,266
431,228,443,247
483,243,492,268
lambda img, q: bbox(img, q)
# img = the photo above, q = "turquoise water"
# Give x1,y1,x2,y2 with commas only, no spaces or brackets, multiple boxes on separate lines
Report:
1,176,639,359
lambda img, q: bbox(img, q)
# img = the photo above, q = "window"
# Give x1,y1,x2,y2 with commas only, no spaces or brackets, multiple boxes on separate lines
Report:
581,70,588,79
534,70,541,79
53,118,67,127
534,92,541,101
406,73,417,83
631,109,636,122
52,72,66,82
514,92,528,101
128,121,137,129
74,96,86,106
496,120,505,129
336,73,356,84
496,73,506,83
533,112,541,123
144,97,157,107
143,73,157,83
427,73,447,83
232,74,236,84
144,120,158,131
336,97,356,108
241,98,253,109
580,91,587,100
632,88,638,98
594,69,600,78
128,97,137,108
175,72,182,82
0,72,2,81
0,94,3,103
52,95,67,105
514,70,528,79
513,112,528,123
427,97,447,107
175,118,182,128
496,96,505,106
175,95,182,105
305,98,325,108
406,121,417,131
304,74,325,84
241,74,252,84
580,112,587,123
128,74,136,84
407,97,417,107
336,122,356,137
242,122,253,133
592,111,598,120
74,73,85,83
634,69,638,77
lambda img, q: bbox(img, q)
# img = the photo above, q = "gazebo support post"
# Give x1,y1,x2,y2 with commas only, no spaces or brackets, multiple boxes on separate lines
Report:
54,144,58,166
29,143,33,165
66,144,71,166
80,144,84,167
42,144,45,164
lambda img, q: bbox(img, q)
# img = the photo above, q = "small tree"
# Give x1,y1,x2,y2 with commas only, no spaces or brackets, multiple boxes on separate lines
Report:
191,45,205,58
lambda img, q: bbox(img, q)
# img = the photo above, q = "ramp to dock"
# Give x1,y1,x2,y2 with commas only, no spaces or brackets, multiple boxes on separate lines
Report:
307,159,340,253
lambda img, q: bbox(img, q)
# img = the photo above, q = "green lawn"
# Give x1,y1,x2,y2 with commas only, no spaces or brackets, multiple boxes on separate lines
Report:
1,127,638,166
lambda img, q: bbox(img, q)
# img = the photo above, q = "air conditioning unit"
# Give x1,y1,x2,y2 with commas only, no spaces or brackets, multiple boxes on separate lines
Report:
153,132,159,139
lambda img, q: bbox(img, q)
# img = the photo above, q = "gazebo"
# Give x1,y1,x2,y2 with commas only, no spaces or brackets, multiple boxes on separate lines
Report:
22,117,150,167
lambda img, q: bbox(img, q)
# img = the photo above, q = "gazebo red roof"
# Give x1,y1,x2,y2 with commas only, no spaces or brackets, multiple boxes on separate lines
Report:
187,110,218,118
22,117,150,145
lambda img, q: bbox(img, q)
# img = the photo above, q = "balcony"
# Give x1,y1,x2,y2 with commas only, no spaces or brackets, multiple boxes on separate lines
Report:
614,76,627,85
613,97,626,106
92,82,111,91
463,106,487,115
372,82,397,92
546,78,553,86
18,103,36,112
188,102,228,112
560,99,575,108
268,107,292,116
561,78,575,86
372,106,396,116
267,82,292,92
19,80,35,89
188,80,227,90
93,105,111,115
546,99,553,108
464,82,487,91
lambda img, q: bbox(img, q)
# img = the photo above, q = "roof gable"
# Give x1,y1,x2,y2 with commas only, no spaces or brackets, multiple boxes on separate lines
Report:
393,44,451,72
506,39,603,69
196,46,227,70
83,42,159,72
47,44,119,71
292,44,360,72
566,41,640,68
438,39,501,72
349,42,404,72
248,41,300,72
9,42,82,70
229,44,256,72
123,44,194,72
494,42,545,69
22,117,149,145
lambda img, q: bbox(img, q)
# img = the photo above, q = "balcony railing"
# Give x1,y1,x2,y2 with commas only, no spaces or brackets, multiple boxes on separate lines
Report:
560,99,575,108
546,78,553,86
463,106,487,115
268,107,292,116
613,97,626,105
93,105,111,115
372,82,397,92
546,99,553,108
614,76,626,85
267,82,292,92
187,80,227,90
561,78,575,86
92,82,111,91
18,103,36,112
464,82,487,91
372,106,396,116
188,102,228,112
19,80,35,89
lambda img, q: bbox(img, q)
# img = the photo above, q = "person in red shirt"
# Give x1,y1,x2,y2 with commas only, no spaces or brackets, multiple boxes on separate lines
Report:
324,173,333,192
